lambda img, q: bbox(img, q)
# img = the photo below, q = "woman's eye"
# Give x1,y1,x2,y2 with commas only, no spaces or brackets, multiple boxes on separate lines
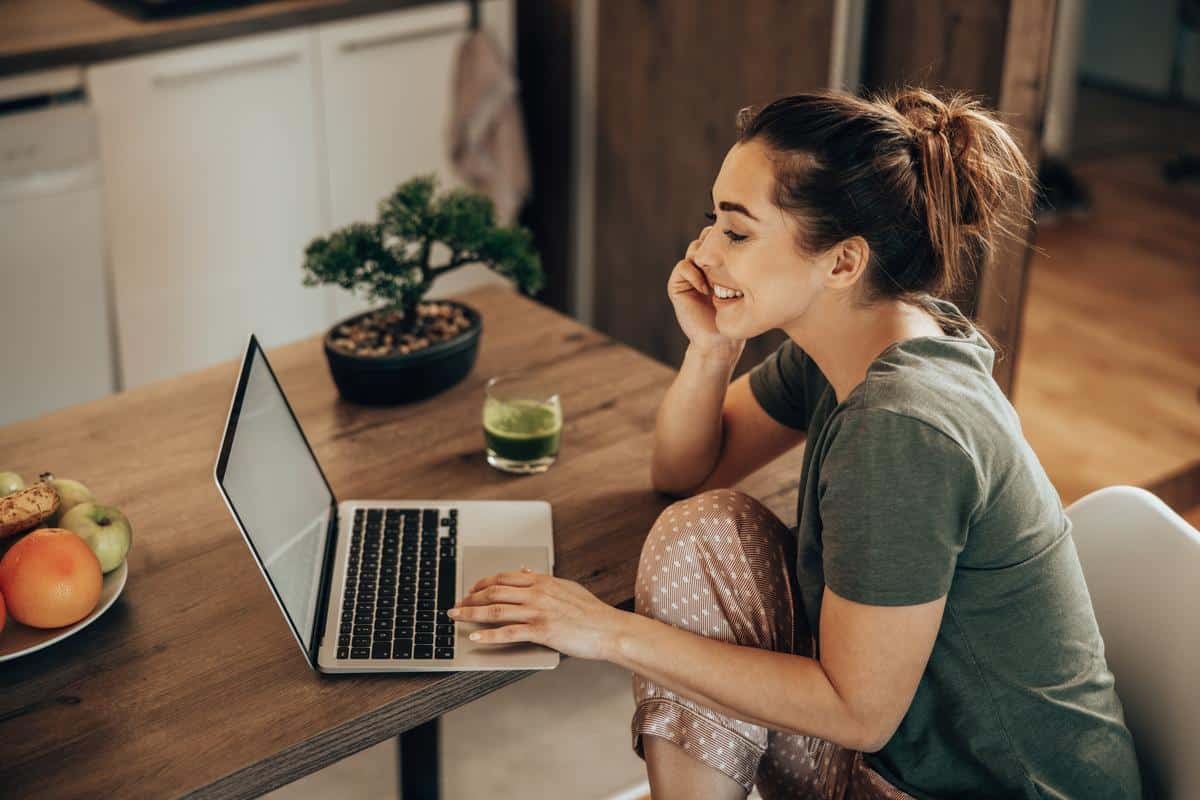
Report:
724,230,748,243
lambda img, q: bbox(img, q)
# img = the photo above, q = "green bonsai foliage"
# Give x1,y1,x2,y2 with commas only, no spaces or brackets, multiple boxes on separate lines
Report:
302,174,544,332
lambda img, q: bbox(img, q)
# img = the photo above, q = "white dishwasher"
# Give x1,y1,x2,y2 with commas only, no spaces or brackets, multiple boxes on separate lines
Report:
0,69,116,426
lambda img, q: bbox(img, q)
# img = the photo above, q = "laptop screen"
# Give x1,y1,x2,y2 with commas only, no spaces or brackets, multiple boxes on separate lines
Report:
215,339,334,654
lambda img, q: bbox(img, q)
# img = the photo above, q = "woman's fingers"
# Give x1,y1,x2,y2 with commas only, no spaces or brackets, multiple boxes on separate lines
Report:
468,570,539,594
457,583,536,608
449,602,541,624
670,258,710,296
467,623,538,644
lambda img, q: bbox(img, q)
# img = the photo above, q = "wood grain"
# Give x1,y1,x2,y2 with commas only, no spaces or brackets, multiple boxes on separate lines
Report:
592,0,834,377
0,286,802,799
0,0,444,76
862,0,1009,108
973,0,1057,397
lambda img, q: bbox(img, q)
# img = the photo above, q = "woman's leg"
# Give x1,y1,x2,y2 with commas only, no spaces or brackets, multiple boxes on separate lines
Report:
628,488,919,800
630,489,810,797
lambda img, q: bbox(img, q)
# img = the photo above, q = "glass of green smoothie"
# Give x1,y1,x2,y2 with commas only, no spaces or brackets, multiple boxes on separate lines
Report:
482,373,563,474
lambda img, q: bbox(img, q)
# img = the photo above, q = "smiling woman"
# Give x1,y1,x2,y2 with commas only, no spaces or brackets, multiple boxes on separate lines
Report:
465,87,1143,800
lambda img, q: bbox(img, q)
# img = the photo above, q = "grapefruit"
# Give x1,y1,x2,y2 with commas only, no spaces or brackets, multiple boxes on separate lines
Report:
0,528,102,629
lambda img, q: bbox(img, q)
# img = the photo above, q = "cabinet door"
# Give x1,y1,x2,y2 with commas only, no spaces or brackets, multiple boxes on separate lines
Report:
0,106,114,425
87,30,330,390
318,1,515,322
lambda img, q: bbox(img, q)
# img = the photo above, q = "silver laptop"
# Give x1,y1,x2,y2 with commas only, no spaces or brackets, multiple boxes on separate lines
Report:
213,335,559,674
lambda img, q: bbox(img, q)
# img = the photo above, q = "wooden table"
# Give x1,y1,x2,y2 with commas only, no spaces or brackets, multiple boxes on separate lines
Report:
0,286,800,799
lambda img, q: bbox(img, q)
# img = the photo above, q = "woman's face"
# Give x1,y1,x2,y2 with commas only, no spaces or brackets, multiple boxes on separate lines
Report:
691,138,835,340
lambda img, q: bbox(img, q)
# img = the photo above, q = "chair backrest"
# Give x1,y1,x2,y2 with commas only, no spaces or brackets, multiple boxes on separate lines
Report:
1065,485,1200,799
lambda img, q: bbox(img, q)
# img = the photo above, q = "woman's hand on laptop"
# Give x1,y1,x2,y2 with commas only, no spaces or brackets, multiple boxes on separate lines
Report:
447,568,630,661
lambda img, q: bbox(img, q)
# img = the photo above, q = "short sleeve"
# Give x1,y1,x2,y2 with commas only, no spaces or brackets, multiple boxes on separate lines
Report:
748,338,831,432
818,409,980,605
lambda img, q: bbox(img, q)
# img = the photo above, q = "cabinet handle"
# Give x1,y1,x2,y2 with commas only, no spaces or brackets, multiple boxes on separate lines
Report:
151,50,302,88
337,22,465,54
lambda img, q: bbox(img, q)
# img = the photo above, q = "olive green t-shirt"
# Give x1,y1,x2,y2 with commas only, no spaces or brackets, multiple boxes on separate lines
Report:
748,296,1141,799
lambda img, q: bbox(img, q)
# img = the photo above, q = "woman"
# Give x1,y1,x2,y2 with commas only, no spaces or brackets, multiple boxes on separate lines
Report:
449,88,1142,799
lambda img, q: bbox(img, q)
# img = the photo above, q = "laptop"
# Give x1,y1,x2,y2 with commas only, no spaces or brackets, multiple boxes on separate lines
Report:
213,335,559,674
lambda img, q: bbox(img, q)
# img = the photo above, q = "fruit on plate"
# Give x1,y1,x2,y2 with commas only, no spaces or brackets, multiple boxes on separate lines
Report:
0,483,60,540
60,503,132,574
38,472,96,524
0,528,102,629
0,471,24,497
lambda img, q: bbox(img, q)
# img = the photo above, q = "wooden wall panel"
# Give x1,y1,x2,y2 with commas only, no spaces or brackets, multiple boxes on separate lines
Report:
593,0,837,374
863,0,1010,107
516,0,575,315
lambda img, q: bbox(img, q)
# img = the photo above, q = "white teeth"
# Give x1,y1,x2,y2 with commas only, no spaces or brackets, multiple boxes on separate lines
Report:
713,284,743,299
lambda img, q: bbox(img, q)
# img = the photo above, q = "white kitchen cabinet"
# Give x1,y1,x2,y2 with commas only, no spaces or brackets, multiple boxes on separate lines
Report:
317,0,516,323
87,30,331,390
0,100,114,426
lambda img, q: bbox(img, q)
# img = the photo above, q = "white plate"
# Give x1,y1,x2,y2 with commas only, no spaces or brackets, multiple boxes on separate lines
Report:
0,560,128,662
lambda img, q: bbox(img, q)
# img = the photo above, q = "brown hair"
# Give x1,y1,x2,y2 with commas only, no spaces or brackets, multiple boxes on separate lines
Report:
734,86,1036,357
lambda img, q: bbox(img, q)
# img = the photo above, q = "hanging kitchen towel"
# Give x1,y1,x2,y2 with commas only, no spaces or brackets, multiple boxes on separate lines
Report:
448,27,532,225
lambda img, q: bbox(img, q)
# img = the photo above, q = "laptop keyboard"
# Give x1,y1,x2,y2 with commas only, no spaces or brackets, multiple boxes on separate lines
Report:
336,507,457,661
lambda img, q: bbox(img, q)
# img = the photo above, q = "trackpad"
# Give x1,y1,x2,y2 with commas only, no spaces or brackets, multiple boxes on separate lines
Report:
458,546,556,663
460,546,550,597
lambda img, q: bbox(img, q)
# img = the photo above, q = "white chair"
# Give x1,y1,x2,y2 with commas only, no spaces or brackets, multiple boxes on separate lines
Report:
1066,485,1200,799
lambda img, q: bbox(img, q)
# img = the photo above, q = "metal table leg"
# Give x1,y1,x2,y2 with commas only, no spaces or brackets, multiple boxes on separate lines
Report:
397,716,440,799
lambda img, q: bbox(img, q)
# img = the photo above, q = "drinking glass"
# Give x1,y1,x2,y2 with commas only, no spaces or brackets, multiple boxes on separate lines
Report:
482,373,563,474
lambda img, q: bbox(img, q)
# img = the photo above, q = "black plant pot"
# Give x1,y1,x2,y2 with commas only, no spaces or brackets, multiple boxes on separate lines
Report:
323,300,482,405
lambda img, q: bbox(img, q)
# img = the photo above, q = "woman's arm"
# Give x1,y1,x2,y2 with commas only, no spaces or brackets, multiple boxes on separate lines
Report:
452,571,945,752
650,342,744,495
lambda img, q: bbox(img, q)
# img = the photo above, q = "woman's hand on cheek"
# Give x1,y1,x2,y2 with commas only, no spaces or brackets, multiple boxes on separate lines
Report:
447,567,629,662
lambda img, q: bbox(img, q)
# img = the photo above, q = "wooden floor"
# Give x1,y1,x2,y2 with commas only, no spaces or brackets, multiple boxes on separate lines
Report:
1011,85,1200,524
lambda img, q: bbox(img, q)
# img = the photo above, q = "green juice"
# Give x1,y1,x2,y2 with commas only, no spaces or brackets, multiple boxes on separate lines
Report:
483,399,562,461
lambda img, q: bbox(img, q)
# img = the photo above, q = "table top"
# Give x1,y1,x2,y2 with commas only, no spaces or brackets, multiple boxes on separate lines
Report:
0,286,801,799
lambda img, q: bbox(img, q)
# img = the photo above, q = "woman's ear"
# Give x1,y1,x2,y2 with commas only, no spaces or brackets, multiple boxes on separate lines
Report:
825,236,871,290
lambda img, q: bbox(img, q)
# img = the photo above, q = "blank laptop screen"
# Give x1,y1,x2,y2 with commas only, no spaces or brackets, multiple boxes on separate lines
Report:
217,344,333,652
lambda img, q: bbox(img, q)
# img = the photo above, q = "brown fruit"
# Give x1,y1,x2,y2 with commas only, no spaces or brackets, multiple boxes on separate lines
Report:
0,483,60,539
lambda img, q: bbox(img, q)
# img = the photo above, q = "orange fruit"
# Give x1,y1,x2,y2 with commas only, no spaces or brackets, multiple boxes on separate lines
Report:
0,589,6,634
0,528,102,629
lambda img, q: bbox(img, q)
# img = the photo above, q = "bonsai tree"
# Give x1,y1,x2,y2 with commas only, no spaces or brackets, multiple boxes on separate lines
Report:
302,174,544,349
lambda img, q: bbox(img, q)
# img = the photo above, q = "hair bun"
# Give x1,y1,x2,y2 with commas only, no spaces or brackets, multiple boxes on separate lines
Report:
893,89,958,140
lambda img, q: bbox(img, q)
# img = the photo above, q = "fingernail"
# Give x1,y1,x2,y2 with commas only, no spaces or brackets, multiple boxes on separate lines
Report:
469,632,480,641
448,608,459,616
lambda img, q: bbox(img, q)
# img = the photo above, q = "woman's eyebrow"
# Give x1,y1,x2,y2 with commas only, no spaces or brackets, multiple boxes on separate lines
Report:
715,200,760,222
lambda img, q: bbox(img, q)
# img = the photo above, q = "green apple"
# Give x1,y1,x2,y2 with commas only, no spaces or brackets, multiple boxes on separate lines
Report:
0,472,24,496
60,502,132,574
39,472,95,523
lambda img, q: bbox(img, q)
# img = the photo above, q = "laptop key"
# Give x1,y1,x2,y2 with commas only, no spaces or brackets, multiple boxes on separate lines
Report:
373,630,391,642
339,634,350,647
372,644,391,659
436,635,454,648
414,645,433,659
353,624,372,636
417,599,435,610
436,623,454,636
416,622,434,633
351,647,371,659
392,641,412,659
352,636,370,648
435,648,454,659
415,633,434,645
416,610,435,621
338,647,349,660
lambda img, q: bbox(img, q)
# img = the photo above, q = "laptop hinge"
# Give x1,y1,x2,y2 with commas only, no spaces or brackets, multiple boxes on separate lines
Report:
308,503,340,663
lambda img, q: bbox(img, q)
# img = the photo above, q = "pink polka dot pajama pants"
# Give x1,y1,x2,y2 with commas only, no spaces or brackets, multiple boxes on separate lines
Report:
630,489,915,800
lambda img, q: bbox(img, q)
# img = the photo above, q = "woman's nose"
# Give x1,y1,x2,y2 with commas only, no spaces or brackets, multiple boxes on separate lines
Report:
692,232,721,271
